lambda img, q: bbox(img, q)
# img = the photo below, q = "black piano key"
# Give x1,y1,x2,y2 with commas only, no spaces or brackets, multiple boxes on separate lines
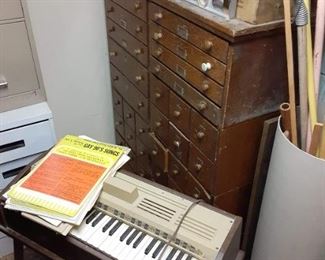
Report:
120,226,133,242
176,251,185,260
152,241,165,258
186,255,192,260
126,229,140,245
85,210,99,224
108,221,123,236
133,233,146,248
166,248,177,260
102,217,116,232
145,238,158,255
91,212,105,227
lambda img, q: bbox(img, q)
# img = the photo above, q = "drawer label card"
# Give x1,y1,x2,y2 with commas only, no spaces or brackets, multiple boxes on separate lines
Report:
176,24,189,40
175,64,187,78
176,44,188,60
119,19,127,30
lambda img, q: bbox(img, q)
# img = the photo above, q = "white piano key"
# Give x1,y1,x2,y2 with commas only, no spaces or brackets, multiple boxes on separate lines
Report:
158,245,173,260
70,210,99,237
114,230,142,259
143,241,160,260
78,214,108,242
119,232,148,260
133,236,154,260
86,215,111,245
99,222,127,252
171,250,181,260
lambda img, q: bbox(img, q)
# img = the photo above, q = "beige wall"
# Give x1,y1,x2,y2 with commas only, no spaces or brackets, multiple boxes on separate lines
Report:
25,0,115,143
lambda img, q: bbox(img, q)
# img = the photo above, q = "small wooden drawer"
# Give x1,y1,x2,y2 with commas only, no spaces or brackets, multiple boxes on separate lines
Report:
136,138,150,175
150,103,169,146
168,153,187,189
110,65,149,120
124,124,136,151
150,22,226,85
190,109,218,162
114,112,124,137
112,88,123,116
151,40,224,96
169,90,191,136
107,0,147,44
148,133,168,173
135,113,150,142
107,19,148,66
168,122,189,165
150,58,222,127
123,100,135,130
115,130,125,146
188,144,215,194
109,40,148,97
150,74,169,117
151,162,168,186
110,0,147,22
183,171,212,203
149,2,229,63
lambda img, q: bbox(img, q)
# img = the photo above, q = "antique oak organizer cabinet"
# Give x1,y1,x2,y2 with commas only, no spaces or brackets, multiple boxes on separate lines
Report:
105,0,286,219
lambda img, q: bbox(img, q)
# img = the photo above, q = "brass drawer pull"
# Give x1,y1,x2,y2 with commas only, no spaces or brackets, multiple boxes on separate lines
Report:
134,48,143,55
113,75,119,81
195,163,202,171
127,135,133,140
109,51,117,57
154,65,161,73
135,75,143,82
154,12,163,21
107,7,114,13
114,100,120,105
154,48,163,57
196,131,205,139
155,171,161,177
155,121,161,127
193,193,200,199
172,169,179,175
173,140,180,148
138,128,144,133
204,40,213,51
108,26,115,32
173,111,181,117
197,101,207,111
134,2,141,10
153,32,163,40
135,26,142,33
137,102,144,108
139,150,144,156
115,121,122,126
201,62,212,72
152,150,158,156
126,113,132,119
202,83,209,92
155,92,161,99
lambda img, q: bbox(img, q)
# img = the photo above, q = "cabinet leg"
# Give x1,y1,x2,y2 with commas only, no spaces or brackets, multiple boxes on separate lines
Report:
13,239,24,260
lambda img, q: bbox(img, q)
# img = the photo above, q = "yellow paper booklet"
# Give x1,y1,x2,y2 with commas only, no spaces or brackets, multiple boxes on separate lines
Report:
7,135,129,217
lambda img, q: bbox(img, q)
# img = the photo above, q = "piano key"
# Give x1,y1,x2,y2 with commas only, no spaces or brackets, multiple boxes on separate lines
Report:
120,226,133,242
133,232,146,248
70,209,98,237
117,231,143,259
143,240,161,260
85,209,99,224
108,221,123,236
158,245,173,260
86,216,111,245
91,212,105,227
79,215,110,241
175,250,185,260
166,247,178,260
126,229,140,245
185,255,192,260
133,236,154,260
145,238,158,255
102,217,117,232
152,241,165,258
99,223,129,252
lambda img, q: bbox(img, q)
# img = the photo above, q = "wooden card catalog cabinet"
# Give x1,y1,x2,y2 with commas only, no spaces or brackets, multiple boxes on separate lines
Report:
105,0,287,219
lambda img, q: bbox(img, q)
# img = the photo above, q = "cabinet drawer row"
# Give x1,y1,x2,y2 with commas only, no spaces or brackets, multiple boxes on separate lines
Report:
109,0,147,22
106,0,147,45
148,2,228,64
107,19,148,66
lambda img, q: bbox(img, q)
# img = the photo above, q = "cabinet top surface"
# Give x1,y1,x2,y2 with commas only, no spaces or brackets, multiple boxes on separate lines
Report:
152,0,284,41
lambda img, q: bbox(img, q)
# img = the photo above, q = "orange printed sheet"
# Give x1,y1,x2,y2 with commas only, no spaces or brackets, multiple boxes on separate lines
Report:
22,154,106,204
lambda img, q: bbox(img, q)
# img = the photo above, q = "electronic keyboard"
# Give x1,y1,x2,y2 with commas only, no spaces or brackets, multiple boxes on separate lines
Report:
70,171,242,260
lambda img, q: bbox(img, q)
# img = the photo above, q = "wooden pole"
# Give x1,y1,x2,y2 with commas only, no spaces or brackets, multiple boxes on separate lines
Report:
308,123,324,156
280,102,292,139
283,0,298,145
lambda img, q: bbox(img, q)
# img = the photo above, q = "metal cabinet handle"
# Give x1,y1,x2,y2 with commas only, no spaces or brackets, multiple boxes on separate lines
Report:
173,111,181,117
195,163,202,171
196,131,205,139
155,92,161,99
154,12,163,21
197,101,207,111
134,2,141,10
201,83,209,92
134,48,143,55
204,40,213,51
153,32,163,40
173,140,180,148
172,169,179,175
135,75,143,82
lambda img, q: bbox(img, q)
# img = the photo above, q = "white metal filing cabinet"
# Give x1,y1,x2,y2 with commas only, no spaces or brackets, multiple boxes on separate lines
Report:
0,102,56,257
